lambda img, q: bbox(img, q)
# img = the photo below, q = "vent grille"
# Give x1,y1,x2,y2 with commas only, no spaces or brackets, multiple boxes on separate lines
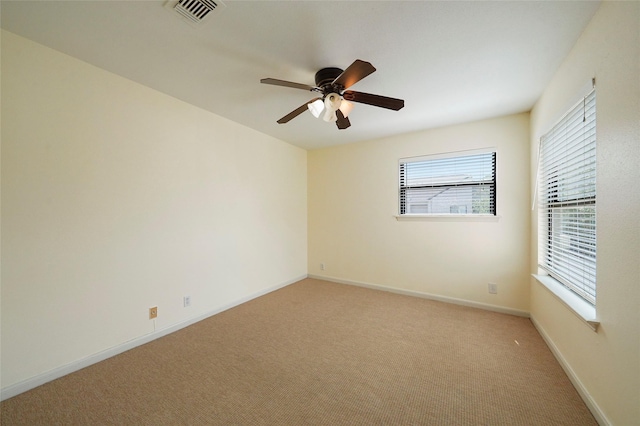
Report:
166,0,226,27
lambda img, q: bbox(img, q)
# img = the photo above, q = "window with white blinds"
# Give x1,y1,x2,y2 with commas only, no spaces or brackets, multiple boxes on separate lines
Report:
538,89,596,305
399,151,496,215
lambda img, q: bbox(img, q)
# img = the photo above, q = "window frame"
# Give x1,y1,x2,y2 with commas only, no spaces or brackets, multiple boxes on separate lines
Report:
398,149,497,217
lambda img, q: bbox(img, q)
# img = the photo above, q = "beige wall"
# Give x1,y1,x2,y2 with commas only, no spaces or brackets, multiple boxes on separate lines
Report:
308,113,531,313
529,2,640,424
1,30,307,389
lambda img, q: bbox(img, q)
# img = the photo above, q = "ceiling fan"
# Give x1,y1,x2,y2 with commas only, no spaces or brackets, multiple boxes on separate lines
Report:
260,59,404,130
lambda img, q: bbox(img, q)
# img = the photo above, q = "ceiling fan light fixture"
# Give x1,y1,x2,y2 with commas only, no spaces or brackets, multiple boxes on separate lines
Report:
323,110,337,122
323,93,341,122
325,93,342,110
339,99,354,118
308,98,324,118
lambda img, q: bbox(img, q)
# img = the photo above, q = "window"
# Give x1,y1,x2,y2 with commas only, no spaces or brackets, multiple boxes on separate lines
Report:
538,89,596,305
399,150,496,215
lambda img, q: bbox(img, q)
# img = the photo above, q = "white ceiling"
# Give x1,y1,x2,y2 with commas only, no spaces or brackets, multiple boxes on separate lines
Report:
1,0,600,150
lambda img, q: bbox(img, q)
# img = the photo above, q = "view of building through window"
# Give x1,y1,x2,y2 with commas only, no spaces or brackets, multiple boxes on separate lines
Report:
399,151,496,215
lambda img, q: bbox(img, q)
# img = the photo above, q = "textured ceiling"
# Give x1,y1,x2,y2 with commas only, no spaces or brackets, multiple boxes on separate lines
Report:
1,0,601,150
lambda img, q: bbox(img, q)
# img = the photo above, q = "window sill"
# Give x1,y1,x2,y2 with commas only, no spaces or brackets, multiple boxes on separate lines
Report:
394,214,500,222
532,274,599,331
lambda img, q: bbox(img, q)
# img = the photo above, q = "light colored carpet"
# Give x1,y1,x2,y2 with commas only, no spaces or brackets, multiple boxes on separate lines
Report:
1,278,596,425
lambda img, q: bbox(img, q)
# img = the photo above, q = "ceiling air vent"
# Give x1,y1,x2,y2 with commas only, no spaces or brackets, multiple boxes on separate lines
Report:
165,0,226,27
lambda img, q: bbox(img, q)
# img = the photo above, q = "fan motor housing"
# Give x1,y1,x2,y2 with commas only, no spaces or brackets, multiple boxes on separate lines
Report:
315,67,343,93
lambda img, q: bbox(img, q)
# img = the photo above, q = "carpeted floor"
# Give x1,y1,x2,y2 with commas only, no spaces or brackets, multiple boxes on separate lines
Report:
1,278,596,425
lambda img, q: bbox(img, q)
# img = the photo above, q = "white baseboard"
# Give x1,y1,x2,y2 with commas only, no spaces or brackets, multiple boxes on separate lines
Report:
1,274,305,401
307,274,530,318
529,315,609,426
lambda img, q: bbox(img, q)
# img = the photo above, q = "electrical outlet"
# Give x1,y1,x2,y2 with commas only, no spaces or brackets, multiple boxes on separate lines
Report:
184,295,191,307
149,306,158,319
488,283,498,294
320,263,325,271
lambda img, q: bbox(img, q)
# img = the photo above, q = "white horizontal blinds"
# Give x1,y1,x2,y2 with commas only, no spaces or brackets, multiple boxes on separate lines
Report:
400,152,496,215
538,89,596,304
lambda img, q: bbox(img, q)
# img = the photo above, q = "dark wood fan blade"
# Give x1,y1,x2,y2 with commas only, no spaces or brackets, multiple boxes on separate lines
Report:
261,78,315,92
332,60,376,90
336,109,351,130
276,97,321,124
343,90,404,111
